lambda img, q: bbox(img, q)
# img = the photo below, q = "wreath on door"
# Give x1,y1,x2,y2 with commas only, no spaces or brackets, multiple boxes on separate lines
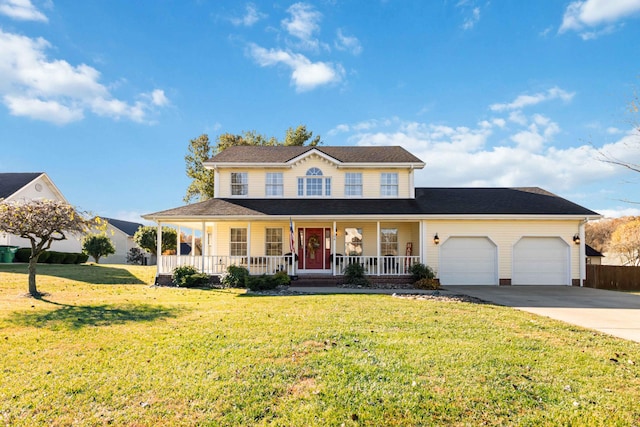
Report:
307,234,320,259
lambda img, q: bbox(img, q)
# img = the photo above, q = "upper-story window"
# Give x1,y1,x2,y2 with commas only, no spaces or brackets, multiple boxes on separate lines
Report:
266,173,283,196
380,173,398,197
231,172,248,196
298,168,331,197
345,173,363,197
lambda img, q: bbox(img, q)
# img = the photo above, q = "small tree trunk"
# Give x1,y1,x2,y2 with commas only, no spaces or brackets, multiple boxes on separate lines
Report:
28,255,39,297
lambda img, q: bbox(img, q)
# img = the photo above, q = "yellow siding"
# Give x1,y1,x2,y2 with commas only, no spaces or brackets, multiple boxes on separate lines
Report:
424,219,581,280
214,153,413,198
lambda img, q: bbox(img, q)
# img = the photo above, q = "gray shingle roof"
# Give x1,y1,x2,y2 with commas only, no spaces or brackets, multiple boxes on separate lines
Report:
0,173,42,199
207,145,425,164
144,187,599,219
103,217,144,236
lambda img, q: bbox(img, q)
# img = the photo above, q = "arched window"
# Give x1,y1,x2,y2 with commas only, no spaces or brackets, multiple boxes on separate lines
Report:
298,168,331,196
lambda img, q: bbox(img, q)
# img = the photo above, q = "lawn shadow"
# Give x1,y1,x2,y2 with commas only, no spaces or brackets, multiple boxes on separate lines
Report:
1,264,149,285
8,299,180,330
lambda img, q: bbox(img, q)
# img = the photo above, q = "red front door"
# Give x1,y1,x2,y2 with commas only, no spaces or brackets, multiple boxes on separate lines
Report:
299,228,324,270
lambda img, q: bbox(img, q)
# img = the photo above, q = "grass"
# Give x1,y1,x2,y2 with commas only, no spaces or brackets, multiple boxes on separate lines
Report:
1,264,639,426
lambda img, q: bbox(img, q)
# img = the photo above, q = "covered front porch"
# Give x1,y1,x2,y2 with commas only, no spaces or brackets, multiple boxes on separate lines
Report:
154,219,425,278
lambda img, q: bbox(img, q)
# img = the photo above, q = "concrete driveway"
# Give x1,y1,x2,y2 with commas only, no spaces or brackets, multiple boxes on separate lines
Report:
446,286,640,343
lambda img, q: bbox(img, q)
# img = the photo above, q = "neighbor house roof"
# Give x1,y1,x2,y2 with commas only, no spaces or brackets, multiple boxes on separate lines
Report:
104,217,144,237
0,172,43,199
206,145,425,165
144,187,600,219
586,244,604,257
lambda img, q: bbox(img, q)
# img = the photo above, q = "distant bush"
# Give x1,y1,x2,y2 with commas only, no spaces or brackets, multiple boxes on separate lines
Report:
62,253,78,264
15,248,31,263
343,262,369,287
47,251,66,264
126,247,145,265
37,251,50,263
221,265,249,288
75,253,89,264
245,274,279,291
172,265,211,288
414,278,440,290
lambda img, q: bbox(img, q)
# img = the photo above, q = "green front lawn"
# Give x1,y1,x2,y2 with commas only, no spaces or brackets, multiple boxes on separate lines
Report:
1,264,639,426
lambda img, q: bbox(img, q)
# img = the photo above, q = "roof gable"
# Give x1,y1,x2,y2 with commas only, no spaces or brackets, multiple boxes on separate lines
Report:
0,173,43,199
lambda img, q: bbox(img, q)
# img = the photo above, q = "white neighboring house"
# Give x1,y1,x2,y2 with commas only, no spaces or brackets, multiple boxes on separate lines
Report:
0,172,83,253
99,218,145,264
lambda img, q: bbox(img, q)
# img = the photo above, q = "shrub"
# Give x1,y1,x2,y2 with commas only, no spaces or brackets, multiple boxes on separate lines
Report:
221,265,249,288
173,265,198,286
408,263,436,282
37,251,50,263
343,262,369,287
75,253,89,264
414,278,440,290
273,270,291,286
15,248,31,263
126,247,145,265
182,273,211,288
246,274,279,291
47,251,66,264
62,253,78,264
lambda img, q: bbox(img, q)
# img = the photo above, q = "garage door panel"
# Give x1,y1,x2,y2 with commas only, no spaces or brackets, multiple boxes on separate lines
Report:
440,237,497,285
513,237,569,285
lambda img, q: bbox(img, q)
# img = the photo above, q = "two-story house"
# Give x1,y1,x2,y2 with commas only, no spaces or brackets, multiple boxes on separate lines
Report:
143,145,600,286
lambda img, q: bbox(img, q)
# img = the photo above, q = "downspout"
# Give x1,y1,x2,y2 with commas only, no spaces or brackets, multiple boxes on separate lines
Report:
579,218,588,287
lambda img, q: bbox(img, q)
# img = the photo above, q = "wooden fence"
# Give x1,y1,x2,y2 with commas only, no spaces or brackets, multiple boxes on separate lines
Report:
585,265,640,290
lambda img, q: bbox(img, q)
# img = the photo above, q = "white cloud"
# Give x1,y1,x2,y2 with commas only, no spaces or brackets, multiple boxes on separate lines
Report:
559,0,640,38
334,29,362,55
462,7,480,30
0,29,168,124
490,87,575,112
597,207,640,218
282,2,322,51
230,3,266,27
0,0,47,22
247,43,343,92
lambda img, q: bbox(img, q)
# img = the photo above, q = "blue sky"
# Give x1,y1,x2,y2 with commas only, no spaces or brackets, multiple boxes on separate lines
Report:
1,0,640,222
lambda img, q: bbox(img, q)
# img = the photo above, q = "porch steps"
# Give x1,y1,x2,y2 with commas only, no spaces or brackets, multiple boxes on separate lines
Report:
291,275,341,287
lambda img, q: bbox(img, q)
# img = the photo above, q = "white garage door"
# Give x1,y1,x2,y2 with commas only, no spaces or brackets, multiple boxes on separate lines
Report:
439,237,498,285
513,237,570,285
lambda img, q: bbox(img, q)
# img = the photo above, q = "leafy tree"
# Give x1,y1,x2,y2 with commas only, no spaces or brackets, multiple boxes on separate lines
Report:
184,134,216,203
184,125,321,203
133,226,177,255
82,233,115,263
585,217,631,253
0,199,104,297
609,219,640,266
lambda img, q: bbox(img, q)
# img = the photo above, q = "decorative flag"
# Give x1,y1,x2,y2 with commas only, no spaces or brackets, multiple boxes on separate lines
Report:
289,218,295,254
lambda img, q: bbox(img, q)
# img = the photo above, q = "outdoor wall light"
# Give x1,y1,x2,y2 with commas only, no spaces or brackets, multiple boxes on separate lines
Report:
433,233,440,245
573,234,580,245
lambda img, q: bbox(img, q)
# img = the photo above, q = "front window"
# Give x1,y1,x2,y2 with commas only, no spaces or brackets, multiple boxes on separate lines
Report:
266,173,283,196
231,172,248,196
345,173,362,197
230,228,247,256
265,228,283,256
298,168,331,196
345,227,363,256
381,173,398,197
381,228,398,256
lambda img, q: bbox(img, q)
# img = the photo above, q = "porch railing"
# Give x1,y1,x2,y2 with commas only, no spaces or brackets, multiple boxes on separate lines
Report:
160,255,295,276
159,255,420,276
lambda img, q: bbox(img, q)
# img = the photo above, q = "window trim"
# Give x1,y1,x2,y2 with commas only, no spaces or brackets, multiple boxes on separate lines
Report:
380,172,399,197
265,227,283,256
380,228,398,256
230,227,247,257
265,172,283,197
231,172,249,196
345,172,363,197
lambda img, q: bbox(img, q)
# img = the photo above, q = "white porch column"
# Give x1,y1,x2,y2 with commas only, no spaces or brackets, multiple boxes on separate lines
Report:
247,222,251,273
376,221,381,276
176,225,181,265
332,221,337,276
579,221,586,287
291,219,296,276
156,222,162,274
420,221,426,265
201,222,205,272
